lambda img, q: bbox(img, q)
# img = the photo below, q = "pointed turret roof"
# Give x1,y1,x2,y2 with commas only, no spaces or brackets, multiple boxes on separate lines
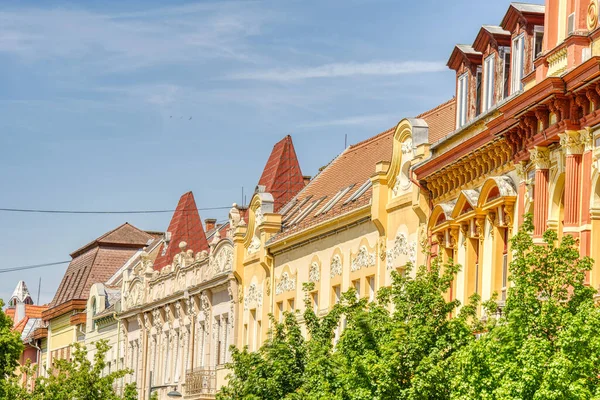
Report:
9,281,32,306
257,135,305,212
153,191,209,270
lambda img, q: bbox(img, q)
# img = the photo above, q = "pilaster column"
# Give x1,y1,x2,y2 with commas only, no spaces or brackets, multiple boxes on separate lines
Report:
530,146,551,237
515,161,528,227
581,129,594,258
559,130,584,229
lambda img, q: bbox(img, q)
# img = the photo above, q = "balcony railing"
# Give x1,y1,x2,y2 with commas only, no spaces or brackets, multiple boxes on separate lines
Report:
185,367,217,396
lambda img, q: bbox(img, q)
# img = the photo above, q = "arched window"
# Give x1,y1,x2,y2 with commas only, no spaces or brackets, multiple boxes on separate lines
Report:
91,298,97,330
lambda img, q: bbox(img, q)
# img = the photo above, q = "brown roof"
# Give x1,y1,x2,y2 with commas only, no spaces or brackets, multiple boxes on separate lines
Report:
50,223,154,309
153,192,208,270
272,127,395,242
416,98,457,143
257,135,305,212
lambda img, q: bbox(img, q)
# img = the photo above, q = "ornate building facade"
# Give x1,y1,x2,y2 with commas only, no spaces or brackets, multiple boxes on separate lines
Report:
234,104,456,349
416,0,600,313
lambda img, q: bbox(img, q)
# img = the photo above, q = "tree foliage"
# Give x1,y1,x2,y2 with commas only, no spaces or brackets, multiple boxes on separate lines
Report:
0,299,25,398
451,216,600,399
220,215,600,399
5,340,136,400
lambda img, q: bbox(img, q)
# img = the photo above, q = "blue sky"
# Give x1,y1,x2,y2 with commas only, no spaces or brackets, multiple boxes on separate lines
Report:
0,0,543,304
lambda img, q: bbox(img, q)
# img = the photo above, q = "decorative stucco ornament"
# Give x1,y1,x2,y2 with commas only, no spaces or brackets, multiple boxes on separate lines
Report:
200,292,210,319
309,262,320,283
351,245,376,272
276,272,296,295
330,255,342,278
247,236,261,255
244,283,263,310
209,246,234,275
588,0,598,31
529,147,551,169
386,232,417,269
127,282,143,308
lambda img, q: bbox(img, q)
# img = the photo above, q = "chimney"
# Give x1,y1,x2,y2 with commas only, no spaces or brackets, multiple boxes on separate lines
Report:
205,218,217,232
303,175,311,186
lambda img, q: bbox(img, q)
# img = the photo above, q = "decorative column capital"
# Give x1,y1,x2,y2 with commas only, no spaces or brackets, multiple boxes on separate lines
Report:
529,146,550,169
582,128,594,152
514,161,528,182
559,130,585,155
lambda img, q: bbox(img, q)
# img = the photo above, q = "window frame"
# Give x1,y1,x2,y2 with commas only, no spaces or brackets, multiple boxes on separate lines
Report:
456,72,469,128
511,33,525,94
483,54,495,112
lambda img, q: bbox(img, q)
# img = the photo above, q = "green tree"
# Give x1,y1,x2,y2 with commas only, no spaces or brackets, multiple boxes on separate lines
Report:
0,299,25,398
7,340,136,400
217,312,307,400
451,215,600,399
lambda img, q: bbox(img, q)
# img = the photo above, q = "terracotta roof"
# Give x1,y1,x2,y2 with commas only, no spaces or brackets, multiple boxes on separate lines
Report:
50,223,154,309
257,135,305,212
272,127,395,242
153,192,208,270
6,304,48,335
416,98,457,143
71,222,156,258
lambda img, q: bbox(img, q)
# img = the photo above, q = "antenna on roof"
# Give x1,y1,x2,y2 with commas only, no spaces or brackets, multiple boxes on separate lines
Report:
37,277,41,305
241,187,244,208
344,134,347,149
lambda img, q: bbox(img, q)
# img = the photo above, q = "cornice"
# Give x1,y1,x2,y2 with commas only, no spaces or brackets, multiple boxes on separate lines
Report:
42,299,87,321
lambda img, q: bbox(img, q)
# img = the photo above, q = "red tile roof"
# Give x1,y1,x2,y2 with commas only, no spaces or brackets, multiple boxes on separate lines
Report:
6,304,48,333
258,135,305,212
50,223,155,308
416,98,457,143
272,127,395,242
153,192,208,270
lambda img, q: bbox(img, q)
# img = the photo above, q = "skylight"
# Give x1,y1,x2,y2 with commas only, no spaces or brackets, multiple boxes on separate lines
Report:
283,196,312,224
316,184,354,216
287,197,325,226
344,179,372,204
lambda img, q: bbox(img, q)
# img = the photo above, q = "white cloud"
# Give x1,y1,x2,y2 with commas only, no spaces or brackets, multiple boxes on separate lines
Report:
0,4,271,72
226,61,446,81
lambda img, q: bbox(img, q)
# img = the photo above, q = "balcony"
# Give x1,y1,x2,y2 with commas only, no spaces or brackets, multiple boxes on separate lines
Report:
185,367,217,399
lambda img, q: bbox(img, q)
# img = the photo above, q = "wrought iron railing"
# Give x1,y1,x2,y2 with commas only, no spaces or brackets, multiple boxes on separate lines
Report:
185,366,217,396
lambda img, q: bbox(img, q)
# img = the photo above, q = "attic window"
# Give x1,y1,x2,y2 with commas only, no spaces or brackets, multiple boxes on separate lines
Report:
283,196,312,224
511,34,524,94
344,179,372,204
316,185,354,216
483,55,495,112
279,199,297,216
567,13,575,35
288,197,325,226
533,26,544,61
456,72,469,128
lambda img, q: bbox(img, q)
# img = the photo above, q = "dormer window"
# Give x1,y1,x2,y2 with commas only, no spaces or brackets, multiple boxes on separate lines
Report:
456,72,469,128
500,47,511,99
533,26,544,61
511,33,525,93
475,66,482,116
483,54,495,112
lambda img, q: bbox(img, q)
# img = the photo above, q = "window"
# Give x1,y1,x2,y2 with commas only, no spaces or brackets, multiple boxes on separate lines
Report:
316,185,354,216
91,297,97,330
216,319,222,366
456,72,469,128
475,66,482,116
567,12,575,35
276,301,283,322
250,310,257,351
501,228,509,302
332,285,341,305
287,298,295,312
312,292,319,314
483,55,495,112
533,26,544,62
501,46,511,99
368,276,375,302
352,279,361,300
511,34,525,94
344,179,372,204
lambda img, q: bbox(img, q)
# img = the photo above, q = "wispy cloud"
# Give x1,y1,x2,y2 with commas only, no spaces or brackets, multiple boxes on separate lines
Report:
226,61,446,81
0,4,272,73
297,114,397,129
